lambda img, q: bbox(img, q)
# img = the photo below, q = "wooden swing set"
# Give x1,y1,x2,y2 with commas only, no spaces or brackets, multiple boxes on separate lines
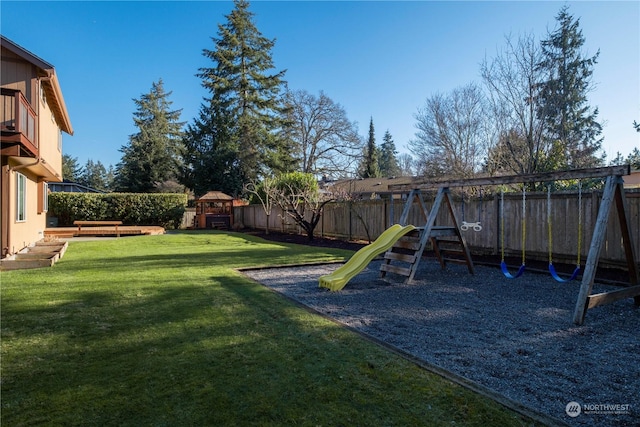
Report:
386,165,639,325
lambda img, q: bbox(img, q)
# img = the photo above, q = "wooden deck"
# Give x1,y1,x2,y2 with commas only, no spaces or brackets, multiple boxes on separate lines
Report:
45,225,165,239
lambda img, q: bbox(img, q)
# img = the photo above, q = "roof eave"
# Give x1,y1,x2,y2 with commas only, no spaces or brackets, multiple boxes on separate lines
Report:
1,35,73,135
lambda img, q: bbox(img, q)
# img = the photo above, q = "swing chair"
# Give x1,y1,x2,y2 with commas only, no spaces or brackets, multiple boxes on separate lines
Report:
500,188,526,279
547,183,582,282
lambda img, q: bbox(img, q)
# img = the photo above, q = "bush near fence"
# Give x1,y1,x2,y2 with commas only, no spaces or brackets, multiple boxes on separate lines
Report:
234,189,640,269
49,192,188,229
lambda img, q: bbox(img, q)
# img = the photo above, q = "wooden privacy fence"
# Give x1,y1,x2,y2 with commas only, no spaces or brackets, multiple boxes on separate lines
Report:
234,188,640,269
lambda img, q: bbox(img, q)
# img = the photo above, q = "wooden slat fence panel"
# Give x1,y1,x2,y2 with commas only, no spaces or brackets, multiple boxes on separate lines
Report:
234,188,640,268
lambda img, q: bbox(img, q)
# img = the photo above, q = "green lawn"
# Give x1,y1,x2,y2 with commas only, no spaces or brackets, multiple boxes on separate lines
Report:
2,231,540,426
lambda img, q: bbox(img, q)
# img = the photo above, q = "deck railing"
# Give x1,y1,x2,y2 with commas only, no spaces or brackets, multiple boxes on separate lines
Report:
1,88,38,153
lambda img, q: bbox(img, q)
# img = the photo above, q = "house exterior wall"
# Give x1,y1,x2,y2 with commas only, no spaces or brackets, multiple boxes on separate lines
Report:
37,85,63,174
4,167,47,253
0,49,37,103
1,37,71,257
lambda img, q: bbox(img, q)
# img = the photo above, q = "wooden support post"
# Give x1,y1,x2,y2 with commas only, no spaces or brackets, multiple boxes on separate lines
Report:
407,188,446,282
573,176,616,325
614,180,640,289
443,190,474,274
573,176,640,324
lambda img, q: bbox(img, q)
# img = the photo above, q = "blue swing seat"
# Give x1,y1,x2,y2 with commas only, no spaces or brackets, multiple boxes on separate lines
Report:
549,263,580,283
500,261,525,279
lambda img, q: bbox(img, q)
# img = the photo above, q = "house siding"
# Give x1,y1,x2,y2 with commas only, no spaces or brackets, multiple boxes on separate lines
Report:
0,51,37,104
1,36,71,257
37,91,63,174
5,167,47,253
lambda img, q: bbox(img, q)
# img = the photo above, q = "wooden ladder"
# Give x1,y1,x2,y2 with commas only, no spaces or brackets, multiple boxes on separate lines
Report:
429,225,475,273
380,187,474,283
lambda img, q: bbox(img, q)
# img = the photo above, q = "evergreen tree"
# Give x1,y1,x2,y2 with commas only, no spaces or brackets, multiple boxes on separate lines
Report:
186,0,292,196
608,151,625,166
181,104,244,197
78,159,111,191
378,130,401,177
62,154,82,182
627,147,640,169
536,6,604,169
360,117,380,178
114,79,184,192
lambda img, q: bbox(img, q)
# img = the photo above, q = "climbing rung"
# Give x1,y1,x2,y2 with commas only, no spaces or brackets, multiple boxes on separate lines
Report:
438,247,465,255
392,240,421,251
429,226,458,237
384,252,416,263
380,263,411,277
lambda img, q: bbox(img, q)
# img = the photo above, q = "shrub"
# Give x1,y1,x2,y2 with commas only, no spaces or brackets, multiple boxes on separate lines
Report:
49,193,187,229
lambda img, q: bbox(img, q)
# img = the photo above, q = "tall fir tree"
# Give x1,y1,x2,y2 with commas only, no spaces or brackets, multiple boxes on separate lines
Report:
114,79,184,192
360,117,380,178
378,130,401,177
186,0,292,196
62,154,83,182
78,159,111,191
181,104,244,197
536,6,604,169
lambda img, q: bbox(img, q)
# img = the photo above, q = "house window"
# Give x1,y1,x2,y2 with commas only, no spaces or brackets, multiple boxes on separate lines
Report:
16,173,26,222
38,181,49,213
40,81,47,106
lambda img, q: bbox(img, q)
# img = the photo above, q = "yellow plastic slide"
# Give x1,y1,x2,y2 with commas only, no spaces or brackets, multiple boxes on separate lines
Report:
318,224,416,291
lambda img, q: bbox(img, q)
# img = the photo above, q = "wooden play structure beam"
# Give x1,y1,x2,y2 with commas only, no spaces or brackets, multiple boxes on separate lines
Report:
388,165,631,191
387,165,639,325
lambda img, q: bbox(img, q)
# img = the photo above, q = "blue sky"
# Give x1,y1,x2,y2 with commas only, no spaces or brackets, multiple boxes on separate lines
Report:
2,1,638,170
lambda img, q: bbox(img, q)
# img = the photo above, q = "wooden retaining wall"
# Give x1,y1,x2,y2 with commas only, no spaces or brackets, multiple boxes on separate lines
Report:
234,189,640,269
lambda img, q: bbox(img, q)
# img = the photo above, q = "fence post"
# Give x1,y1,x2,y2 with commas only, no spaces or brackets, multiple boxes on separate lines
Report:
348,201,353,240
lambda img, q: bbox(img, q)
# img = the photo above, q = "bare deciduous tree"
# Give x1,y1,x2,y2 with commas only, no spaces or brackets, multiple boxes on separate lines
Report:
397,153,415,176
272,172,333,241
409,83,489,178
481,33,546,175
282,90,363,178
243,177,278,234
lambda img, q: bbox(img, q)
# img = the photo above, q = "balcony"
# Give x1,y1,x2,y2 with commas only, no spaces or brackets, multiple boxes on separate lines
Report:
1,88,38,157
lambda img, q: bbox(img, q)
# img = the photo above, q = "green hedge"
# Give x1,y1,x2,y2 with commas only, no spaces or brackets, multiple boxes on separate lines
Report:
49,193,188,229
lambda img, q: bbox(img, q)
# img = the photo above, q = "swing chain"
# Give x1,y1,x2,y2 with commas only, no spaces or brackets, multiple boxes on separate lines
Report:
577,181,582,266
547,182,582,268
500,187,526,265
521,187,526,266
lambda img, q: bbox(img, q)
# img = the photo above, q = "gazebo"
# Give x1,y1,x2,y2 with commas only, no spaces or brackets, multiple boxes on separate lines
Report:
195,191,234,229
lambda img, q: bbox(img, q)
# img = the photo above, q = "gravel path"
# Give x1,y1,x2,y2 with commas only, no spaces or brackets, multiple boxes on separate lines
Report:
243,260,639,427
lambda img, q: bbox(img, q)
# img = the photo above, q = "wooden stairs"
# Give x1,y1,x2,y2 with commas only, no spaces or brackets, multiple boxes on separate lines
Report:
1,240,69,271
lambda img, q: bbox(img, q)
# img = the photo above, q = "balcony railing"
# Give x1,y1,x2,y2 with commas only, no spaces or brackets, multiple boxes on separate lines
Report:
1,88,38,154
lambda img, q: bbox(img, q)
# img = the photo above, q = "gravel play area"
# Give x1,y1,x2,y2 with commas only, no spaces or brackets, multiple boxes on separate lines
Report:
243,259,639,427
